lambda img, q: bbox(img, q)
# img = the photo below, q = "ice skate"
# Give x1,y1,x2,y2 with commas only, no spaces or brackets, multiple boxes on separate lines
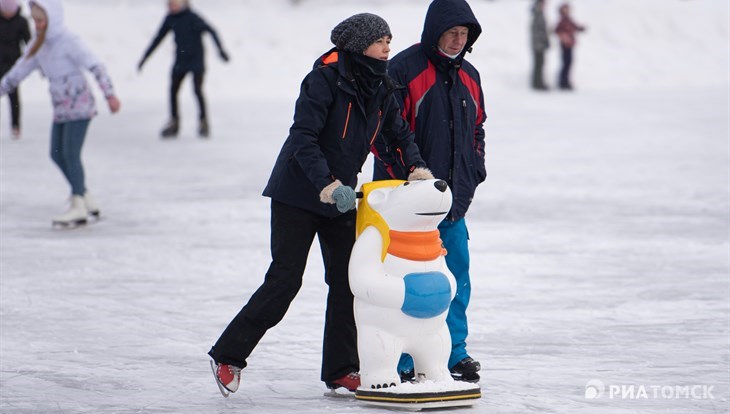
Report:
400,369,415,383
52,195,88,228
11,127,21,139
198,118,209,138
450,357,480,383
325,372,360,392
83,192,101,219
210,360,241,398
323,372,360,398
160,118,179,138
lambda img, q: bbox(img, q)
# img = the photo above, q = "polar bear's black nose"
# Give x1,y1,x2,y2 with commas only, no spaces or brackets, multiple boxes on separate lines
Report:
434,180,448,193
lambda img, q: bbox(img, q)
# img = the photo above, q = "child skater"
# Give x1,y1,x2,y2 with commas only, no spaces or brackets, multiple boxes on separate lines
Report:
138,0,229,138
0,0,121,227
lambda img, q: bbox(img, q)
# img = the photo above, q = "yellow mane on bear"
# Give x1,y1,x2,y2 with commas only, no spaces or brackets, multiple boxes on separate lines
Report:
356,180,405,262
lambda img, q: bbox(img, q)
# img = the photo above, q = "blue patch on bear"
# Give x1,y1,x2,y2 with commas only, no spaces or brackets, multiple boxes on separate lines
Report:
401,271,452,318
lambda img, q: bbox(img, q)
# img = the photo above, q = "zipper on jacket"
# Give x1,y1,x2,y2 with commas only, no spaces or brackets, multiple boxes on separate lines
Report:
369,110,383,146
342,101,352,139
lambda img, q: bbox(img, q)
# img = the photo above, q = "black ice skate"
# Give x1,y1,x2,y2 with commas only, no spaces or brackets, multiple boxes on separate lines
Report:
160,119,179,138
450,357,481,383
198,118,209,138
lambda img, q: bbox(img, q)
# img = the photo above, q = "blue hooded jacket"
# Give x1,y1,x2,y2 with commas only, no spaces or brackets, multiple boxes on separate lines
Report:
263,49,426,218
372,0,487,221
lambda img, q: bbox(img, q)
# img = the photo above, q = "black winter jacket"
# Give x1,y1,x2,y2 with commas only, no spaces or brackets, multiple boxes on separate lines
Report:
140,8,225,73
263,48,427,218
0,9,30,74
372,0,487,221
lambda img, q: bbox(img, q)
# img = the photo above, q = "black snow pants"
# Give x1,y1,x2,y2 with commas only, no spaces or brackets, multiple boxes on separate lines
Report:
170,69,206,121
208,200,359,383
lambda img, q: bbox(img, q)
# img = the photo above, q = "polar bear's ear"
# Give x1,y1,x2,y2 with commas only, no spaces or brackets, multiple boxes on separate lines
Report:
367,188,389,210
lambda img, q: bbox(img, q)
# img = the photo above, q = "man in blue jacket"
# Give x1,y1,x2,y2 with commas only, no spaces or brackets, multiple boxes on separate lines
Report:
372,0,487,383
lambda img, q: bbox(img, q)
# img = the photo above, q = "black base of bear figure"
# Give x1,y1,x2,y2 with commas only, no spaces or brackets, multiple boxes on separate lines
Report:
355,382,481,410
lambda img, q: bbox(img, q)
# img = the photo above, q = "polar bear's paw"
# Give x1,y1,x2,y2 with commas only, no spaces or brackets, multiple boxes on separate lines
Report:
401,271,452,318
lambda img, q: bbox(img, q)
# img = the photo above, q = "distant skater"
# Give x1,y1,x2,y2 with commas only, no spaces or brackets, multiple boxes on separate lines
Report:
530,0,549,90
555,2,586,90
0,0,121,227
138,0,229,138
0,0,30,138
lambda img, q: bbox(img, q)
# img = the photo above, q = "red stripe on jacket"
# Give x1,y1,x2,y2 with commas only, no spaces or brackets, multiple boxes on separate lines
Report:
403,61,437,132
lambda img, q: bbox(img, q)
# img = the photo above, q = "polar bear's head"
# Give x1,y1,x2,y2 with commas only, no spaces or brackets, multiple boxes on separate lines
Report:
358,179,452,235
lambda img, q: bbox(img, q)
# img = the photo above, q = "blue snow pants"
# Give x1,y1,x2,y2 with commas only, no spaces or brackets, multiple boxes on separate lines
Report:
50,119,91,196
398,217,472,372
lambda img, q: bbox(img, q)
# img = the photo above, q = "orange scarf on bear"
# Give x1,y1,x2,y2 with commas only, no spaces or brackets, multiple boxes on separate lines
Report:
387,230,446,261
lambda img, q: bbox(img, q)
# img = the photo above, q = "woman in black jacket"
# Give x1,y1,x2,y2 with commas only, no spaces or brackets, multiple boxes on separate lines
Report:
138,0,229,138
208,13,433,397
0,0,30,138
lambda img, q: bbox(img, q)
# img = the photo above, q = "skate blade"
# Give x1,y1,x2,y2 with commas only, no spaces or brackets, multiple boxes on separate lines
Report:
324,388,355,399
451,373,480,383
209,360,230,398
52,218,88,229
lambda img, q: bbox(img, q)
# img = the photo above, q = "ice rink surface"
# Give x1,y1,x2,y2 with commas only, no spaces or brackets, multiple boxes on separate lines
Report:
1,0,728,412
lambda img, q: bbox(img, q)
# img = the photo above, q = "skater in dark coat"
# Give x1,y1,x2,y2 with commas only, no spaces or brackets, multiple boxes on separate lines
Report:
138,0,229,138
208,13,433,397
530,0,550,90
371,0,486,383
0,0,31,138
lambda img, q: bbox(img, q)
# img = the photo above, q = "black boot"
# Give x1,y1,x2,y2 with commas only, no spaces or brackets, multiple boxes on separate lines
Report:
161,118,179,138
450,357,481,383
199,118,209,138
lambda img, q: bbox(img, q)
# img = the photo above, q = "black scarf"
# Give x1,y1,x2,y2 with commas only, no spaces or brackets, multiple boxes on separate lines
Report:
349,53,388,107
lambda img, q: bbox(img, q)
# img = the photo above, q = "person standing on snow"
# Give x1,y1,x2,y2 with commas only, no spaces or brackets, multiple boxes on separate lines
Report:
371,0,486,383
530,0,550,90
0,0,121,227
555,2,586,90
0,0,30,138
137,0,229,138
208,13,433,397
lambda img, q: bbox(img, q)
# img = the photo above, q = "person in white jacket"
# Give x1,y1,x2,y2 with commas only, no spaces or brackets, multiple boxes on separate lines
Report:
0,0,120,227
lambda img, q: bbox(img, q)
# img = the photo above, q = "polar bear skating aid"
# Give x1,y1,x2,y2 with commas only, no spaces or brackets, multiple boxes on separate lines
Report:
349,179,480,409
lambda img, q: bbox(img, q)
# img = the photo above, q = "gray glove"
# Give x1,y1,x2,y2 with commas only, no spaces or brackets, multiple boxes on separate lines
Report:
332,185,356,213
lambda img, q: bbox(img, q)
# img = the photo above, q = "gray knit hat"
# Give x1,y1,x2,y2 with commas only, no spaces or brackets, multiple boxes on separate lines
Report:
331,13,392,54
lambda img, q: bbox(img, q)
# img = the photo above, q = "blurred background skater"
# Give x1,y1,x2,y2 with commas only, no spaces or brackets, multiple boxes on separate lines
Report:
0,0,30,138
138,0,230,139
0,0,121,227
529,0,549,91
554,2,586,90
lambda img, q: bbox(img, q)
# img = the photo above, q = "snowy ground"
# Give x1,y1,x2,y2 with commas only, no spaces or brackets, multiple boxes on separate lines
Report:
1,1,728,413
